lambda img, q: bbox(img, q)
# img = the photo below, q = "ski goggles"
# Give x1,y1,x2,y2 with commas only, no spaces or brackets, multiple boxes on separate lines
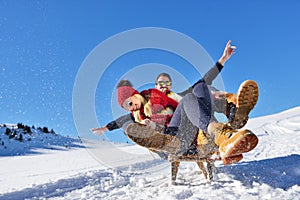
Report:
156,81,172,86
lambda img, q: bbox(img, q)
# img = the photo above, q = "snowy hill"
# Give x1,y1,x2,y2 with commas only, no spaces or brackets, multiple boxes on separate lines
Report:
0,123,83,156
1,107,300,199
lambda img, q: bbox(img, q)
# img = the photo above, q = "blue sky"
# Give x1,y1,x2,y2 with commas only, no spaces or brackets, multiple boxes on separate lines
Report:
1,0,300,142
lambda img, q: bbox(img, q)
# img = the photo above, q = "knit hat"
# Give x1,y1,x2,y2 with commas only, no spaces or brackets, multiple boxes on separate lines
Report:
117,81,139,107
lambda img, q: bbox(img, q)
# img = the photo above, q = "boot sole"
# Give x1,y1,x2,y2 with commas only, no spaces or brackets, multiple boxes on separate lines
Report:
222,154,243,165
126,123,180,153
126,123,163,150
219,130,258,158
126,123,157,138
230,80,259,129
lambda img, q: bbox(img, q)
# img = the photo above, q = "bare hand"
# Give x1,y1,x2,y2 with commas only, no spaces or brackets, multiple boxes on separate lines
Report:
144,119,156,129
144,119,152,126
90,127,108,136
218,40,236,65
212,91,227,100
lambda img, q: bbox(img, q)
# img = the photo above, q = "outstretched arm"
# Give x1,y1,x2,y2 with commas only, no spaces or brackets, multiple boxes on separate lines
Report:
202,40,236,85
91,113,135,135
91,126,108,136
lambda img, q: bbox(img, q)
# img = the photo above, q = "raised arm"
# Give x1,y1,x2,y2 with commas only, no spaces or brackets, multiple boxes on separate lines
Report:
178,40,236,96
218,40,236,66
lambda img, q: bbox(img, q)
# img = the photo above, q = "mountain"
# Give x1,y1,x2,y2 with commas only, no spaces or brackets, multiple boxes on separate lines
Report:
0,107,300,199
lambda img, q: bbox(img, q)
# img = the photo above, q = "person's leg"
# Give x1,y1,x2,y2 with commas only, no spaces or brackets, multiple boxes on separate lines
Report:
125,123,181,153
169,92,208,129
169,92,213,155
165,94,197,153
175,100,198,154
207,122,258,160
166,81,214,154
169,81,213,132
209,80,259,130
190,82,213,132
207,85,236,120
190,82,258,162
228,80,259,129
168,101,183,127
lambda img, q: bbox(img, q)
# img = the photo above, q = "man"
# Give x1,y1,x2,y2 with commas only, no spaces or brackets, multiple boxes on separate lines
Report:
122,41,259,165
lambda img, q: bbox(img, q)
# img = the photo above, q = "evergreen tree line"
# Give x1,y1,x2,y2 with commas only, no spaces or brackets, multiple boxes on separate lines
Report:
2,123,56,143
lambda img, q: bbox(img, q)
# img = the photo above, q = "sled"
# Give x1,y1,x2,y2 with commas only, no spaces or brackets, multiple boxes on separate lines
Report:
126,123,220,184
168,153,219,185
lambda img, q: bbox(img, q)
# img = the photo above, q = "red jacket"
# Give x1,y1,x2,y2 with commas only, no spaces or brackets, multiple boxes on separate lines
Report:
135,89,178,127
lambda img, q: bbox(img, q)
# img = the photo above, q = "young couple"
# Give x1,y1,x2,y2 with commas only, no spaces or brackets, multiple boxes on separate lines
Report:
91,40,259,165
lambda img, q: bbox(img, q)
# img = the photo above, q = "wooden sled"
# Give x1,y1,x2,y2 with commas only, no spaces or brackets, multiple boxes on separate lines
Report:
168,153,220,185
125,123,221,183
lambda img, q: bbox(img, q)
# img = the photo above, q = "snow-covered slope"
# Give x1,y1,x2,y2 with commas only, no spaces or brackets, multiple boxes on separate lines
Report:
1,107,300,200
0,124,83,156
244,106,300,160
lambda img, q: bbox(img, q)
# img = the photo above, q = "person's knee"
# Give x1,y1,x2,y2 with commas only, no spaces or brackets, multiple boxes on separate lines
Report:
207,122,219,137
193,82,209,98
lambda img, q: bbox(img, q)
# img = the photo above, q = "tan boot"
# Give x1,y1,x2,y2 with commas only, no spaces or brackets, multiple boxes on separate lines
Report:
197,129,208,145
229,80,259,129
225,93,237,104
222,154,243,165
208,122,258,159
126,123,181,153
196,129,219,157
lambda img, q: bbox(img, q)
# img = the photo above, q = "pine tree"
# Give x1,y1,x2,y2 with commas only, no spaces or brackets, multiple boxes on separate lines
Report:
18,133,23,142
42,127,49,133
9,130,17,139
17,123,24,129
24,126,31,134
5,128,11,136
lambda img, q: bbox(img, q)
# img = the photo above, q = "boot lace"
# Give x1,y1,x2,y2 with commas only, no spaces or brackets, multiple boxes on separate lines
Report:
221,123,236,138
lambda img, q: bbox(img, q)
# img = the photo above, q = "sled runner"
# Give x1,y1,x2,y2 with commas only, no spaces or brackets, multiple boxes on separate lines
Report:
168,153,218,184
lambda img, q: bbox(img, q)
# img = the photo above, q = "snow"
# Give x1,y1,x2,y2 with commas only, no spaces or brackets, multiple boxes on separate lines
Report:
1,107,300,199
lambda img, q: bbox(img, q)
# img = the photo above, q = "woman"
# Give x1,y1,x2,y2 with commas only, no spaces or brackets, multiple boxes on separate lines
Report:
116,79,179,130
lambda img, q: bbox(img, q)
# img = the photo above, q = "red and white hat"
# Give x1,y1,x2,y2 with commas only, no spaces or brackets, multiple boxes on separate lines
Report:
117,85,139,107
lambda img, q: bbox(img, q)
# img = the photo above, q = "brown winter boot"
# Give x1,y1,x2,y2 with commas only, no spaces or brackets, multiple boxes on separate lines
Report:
228,80,259,129
196,129,219,157
126,123,181,153
225,93,237,104
197,129,209,145
208,122,258,159
222,154,244,165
